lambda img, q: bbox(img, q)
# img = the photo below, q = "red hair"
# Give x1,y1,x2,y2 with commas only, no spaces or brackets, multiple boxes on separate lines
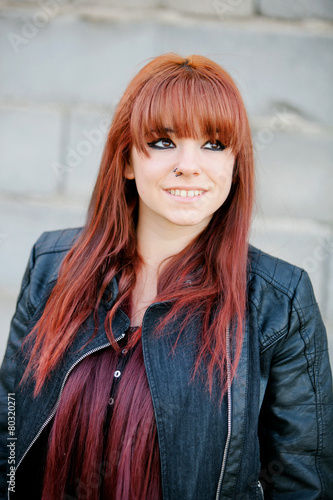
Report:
41,340,161,499
22,53,254,396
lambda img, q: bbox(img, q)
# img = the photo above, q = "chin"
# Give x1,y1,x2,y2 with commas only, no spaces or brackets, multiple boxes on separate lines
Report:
170,217,209,228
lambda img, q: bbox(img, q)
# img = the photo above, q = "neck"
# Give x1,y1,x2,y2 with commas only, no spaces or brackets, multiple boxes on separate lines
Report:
130,209,209,326
136,212,208,272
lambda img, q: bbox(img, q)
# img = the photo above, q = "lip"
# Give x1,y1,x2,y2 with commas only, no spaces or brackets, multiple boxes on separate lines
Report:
164,186,207,191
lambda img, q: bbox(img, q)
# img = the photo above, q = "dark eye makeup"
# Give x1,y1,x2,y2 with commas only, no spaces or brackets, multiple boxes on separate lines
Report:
147,138,175,149
147,138,226,151
203,140,226,151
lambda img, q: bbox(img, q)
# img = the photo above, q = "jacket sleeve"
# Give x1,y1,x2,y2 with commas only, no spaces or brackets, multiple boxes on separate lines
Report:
259,270,333,499
0,243,37,497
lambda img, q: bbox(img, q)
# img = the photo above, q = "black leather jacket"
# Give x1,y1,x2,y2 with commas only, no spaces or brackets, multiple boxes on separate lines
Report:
0,228,332,499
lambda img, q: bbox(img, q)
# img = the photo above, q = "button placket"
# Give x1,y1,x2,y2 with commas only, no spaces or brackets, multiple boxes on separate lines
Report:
107,325,138,411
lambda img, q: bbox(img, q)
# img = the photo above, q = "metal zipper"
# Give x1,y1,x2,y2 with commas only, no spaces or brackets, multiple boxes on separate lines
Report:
215,325,232,500
9,333,125,500
258,480,264,499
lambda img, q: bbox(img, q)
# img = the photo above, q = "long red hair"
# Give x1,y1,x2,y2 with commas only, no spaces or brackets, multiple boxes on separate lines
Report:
22,53,254,396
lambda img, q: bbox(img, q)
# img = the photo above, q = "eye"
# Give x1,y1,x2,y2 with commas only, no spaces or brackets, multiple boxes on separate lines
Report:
203,140,225,151
147,138,176,149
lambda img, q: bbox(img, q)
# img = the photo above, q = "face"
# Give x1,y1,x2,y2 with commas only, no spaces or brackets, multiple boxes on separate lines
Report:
125,132,235,233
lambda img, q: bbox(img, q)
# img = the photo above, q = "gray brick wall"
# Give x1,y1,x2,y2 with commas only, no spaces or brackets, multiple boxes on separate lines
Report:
257,0,333,21
0,1,332,367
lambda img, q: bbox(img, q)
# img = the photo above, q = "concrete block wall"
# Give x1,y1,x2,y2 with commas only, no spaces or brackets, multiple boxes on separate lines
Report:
0,0,332,367
257,0,333,21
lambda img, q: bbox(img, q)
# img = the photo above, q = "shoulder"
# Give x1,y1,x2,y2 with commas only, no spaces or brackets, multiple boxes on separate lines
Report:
247,244,318,349
34,227,82,257
23,227,83,313
32,227,82,280
248,244,308,298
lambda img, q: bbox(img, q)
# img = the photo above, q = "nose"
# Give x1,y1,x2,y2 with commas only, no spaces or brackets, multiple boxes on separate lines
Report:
174,142,201,176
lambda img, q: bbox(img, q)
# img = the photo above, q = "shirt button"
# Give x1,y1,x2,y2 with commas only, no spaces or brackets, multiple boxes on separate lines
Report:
122,348,127,355
114,370,121,378
109,397,114,405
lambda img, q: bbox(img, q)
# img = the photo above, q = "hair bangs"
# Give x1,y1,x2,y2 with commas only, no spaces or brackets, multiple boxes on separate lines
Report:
130,70,242,156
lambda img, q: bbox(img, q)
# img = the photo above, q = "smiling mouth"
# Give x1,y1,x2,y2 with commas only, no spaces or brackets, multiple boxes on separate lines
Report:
166,189,205,197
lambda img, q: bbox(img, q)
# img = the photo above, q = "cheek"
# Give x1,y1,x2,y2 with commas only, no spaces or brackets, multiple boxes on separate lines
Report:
133,169,156,200
213,170,234,206
135,161,166,189
218,159,235,186
134,177,147,199
217,170,233,190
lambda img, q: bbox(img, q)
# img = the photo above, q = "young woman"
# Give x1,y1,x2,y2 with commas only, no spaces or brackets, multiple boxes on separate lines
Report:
0,53,332,500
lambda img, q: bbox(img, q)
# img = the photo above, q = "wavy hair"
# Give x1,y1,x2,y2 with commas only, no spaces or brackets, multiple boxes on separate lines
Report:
23,53,254,396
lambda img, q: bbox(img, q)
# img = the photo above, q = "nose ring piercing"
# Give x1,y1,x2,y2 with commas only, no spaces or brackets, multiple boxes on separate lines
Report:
173,167,182,177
